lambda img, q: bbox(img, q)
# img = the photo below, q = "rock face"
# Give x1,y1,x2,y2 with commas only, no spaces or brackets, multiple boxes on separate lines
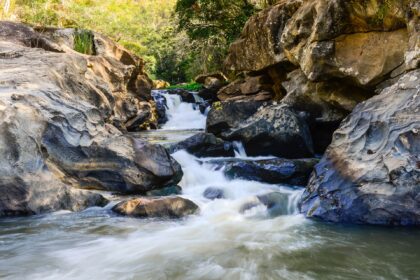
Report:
224,105,314,158
215,0,419,159
0,22,182,217
206,100,266,136
300,70,420,226
168,133,235,158
112,196,199,219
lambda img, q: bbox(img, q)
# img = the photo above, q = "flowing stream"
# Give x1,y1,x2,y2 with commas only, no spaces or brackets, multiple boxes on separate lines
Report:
1,90,420,280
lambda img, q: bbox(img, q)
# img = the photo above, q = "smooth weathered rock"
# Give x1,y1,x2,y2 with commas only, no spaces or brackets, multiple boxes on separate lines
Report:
0,22,181,216
282,69,373,153
206,100,266,137
223,105,314,158
225,0,304,72
145,185,182,197
300,70,420,226
168,133,234,158
112,196,199,219
281,0,412,86
208,157,318,186
0,177,109,217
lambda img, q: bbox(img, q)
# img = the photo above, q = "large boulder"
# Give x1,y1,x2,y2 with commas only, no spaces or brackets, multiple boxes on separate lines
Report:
0,177,109,217
300,70,420,226
112,196,199,219
0,22,181,216
223,105,314,158
208,157,319,186
206,100,266,136
168,133,235,158
217,75,276,102
280,0,415,86
224,0,304,72
281,69,373,153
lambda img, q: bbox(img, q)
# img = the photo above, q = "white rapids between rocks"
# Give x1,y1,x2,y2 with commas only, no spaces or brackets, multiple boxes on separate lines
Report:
1,90,419,280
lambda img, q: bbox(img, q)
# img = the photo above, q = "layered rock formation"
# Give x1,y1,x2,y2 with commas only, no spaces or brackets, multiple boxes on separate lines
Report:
214,0,419,225
301,70,420,226
0,22,182,217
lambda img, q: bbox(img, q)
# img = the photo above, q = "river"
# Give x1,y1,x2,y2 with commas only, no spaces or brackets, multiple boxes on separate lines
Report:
0,90,419,280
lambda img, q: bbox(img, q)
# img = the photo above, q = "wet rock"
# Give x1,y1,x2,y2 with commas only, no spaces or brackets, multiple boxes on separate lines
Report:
0,177,109,217
152,91,169,124
168,133,234,158
145,185,182,197
258,192,290,217
203,187,225,200
240,192,289,217
167,88,197,103
209,158,318,186
223,105,314,158
300,70,420,226
206,100,266,137
112,196,199,219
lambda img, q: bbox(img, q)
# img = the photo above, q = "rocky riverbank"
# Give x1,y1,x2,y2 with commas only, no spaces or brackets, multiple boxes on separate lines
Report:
198,0,419,226
0,22,182,216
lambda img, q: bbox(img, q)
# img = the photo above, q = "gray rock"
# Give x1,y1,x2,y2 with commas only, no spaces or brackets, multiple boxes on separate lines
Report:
208,157,318,186
168,133,234,158
203,187,225,200
223,105,314,158
206,100,266,137
112,196,199,219
300,70,420,226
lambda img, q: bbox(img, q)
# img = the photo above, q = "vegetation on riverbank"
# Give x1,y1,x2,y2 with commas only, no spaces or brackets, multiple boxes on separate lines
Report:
0,0,274,83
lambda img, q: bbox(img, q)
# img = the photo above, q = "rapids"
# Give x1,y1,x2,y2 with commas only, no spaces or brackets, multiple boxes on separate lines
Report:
0,90,419,280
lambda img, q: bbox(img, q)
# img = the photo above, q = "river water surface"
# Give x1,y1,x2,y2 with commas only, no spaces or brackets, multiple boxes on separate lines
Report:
0,91,419,280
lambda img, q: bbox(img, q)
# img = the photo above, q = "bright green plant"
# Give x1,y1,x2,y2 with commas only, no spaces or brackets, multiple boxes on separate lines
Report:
74,30,94,55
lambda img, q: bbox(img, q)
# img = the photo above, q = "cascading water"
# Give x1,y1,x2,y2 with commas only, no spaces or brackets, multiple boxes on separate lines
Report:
157,90,207,130
1,90,419,280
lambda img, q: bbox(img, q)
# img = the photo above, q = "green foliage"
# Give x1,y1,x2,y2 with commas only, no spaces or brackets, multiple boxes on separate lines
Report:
5,0,273,82
175,0,257,74
166,82,203,91
74,30,94,55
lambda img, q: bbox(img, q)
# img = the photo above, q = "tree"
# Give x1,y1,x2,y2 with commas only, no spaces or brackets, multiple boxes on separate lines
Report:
175,0,256,74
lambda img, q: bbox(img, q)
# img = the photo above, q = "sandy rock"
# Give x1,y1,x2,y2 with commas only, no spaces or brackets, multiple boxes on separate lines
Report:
112,196,199,218
0,22,181,217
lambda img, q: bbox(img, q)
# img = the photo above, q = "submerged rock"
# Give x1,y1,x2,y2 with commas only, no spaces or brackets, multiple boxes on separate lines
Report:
168,133,234,158
203,187,225,200
223,105,314,158
240,192,289,217
300,70,420,226
214,158,318,186
0,177,109,217
112,196,199,219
